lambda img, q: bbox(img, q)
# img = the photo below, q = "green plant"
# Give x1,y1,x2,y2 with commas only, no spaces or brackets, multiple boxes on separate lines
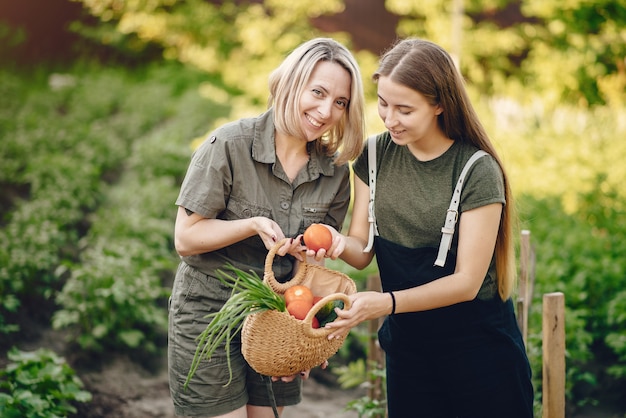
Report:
345,396,387,418
51,68,225,352
0,347,91,417
520,182,626,409
336,359,387,418
186,266,286,388
333,359,387,418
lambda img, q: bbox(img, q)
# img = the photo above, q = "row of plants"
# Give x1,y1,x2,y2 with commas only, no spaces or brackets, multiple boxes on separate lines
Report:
2,59,626,416
0,348,92,417
52,78,229,353
0,61,227,416
0,61,225,336
0,65,135,334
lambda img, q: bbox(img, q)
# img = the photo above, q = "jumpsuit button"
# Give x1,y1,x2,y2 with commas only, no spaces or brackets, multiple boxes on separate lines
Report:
280,202,290,210
209,135,217,143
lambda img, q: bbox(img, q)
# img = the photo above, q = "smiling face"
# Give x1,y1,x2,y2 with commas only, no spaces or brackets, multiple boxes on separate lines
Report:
377,75,444,151
298,60,351,142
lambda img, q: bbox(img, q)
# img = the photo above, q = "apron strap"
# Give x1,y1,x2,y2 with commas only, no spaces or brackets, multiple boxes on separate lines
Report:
434,150,489,267
364,135,379,252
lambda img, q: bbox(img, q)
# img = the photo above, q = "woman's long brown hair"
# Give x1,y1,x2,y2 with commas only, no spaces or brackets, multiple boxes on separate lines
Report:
374,38,517,300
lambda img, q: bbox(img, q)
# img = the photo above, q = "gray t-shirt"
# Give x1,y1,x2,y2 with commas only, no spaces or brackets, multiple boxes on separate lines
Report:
176,109,351,281
352,132,505,299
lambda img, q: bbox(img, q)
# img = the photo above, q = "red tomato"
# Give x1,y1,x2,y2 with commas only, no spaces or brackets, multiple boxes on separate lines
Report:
311,317,320,329
303,224,332,252
287,299,313,320
284,285,314,306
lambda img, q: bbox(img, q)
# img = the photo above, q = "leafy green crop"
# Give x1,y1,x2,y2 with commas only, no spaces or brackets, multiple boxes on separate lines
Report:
0,347,91,417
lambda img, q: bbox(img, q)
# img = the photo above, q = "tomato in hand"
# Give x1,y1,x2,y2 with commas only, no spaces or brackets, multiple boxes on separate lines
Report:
303,224,332,252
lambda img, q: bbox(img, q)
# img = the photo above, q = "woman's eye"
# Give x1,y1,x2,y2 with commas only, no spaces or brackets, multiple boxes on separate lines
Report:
312,89,323,96
336,100,348,108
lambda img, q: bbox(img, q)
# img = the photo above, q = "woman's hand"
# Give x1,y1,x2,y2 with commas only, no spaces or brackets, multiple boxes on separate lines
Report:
254,216,286,248
304,225,346,262
275,235,306,262
324,291,391,340
255,219,307,261
270,360,329,382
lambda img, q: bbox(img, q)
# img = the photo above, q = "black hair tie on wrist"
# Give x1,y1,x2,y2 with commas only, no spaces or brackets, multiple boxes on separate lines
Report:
388,291,396,315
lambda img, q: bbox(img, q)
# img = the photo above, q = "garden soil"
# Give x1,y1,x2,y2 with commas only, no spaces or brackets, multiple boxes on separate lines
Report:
71,353,364,418
8,309,624,417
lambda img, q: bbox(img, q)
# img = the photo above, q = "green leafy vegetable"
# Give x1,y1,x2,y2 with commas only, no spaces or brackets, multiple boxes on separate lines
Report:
185,265,286,388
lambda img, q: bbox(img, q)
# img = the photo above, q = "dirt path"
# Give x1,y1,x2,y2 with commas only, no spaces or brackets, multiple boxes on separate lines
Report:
13,320,625,417
73,354,364,418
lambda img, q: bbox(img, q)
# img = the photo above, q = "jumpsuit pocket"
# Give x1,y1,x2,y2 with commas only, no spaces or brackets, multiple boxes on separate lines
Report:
223,196,272,220
170,263,231,316
301,202,330,231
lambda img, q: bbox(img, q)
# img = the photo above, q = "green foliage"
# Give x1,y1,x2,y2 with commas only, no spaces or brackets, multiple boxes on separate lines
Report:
334,357,367,389
0,66,135,324
69,0,626,114
345,396,387,418
387,0,626,107
50,66,229,353
519,183,626,407
0,347,91,417
523,0,626,106
336,359,387,418
606,290,626,378
71,0,349,104
0,61,229,355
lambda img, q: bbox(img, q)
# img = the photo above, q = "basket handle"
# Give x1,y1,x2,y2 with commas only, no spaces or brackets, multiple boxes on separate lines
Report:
263,238,308,294
302,292,352,338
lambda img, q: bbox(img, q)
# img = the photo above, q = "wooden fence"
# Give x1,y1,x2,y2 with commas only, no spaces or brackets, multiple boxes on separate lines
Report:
517,230,566,418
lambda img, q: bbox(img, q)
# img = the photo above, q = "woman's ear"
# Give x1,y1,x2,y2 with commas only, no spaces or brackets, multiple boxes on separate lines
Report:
435,104,444,115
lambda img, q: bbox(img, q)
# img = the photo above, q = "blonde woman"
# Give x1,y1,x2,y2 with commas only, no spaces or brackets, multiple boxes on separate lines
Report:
169,38,366,418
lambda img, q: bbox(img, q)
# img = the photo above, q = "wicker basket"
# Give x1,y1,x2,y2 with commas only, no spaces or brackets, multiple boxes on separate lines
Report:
241,238,357,377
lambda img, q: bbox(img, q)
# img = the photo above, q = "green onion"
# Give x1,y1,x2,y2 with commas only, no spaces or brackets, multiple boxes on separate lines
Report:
184,265,286,388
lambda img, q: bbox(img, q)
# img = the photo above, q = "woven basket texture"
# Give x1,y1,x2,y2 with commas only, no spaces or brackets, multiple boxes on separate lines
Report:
241,239,356,376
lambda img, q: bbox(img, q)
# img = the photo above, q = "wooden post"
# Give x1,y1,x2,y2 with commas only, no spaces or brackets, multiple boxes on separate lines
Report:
542,292,566,418
517,229,533,344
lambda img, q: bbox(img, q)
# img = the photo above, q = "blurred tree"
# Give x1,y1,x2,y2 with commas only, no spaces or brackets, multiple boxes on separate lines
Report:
522,0,626,107
388,0,626,107
71,0,350,104
69,0,625,106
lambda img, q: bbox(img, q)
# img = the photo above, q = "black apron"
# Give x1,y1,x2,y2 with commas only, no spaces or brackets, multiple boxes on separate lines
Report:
374,236,534,418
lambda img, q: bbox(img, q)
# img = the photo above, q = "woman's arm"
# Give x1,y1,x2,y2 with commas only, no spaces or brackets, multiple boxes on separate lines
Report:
326,202,502,338
329,176,375,269
394,202,502,310
174,206,288,257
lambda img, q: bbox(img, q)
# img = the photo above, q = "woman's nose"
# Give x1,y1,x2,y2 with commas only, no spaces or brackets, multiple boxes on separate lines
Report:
383,112,396,128
317,100,332,119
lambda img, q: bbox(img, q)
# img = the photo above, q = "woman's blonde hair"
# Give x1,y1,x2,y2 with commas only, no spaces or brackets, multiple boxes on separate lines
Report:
374,38,517,300
268,38,366,165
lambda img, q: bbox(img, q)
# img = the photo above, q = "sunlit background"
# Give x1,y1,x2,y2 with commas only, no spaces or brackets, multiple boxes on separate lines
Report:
1,1,625,417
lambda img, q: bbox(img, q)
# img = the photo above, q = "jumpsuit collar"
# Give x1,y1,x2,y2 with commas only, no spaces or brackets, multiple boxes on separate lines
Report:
251,108,337,179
